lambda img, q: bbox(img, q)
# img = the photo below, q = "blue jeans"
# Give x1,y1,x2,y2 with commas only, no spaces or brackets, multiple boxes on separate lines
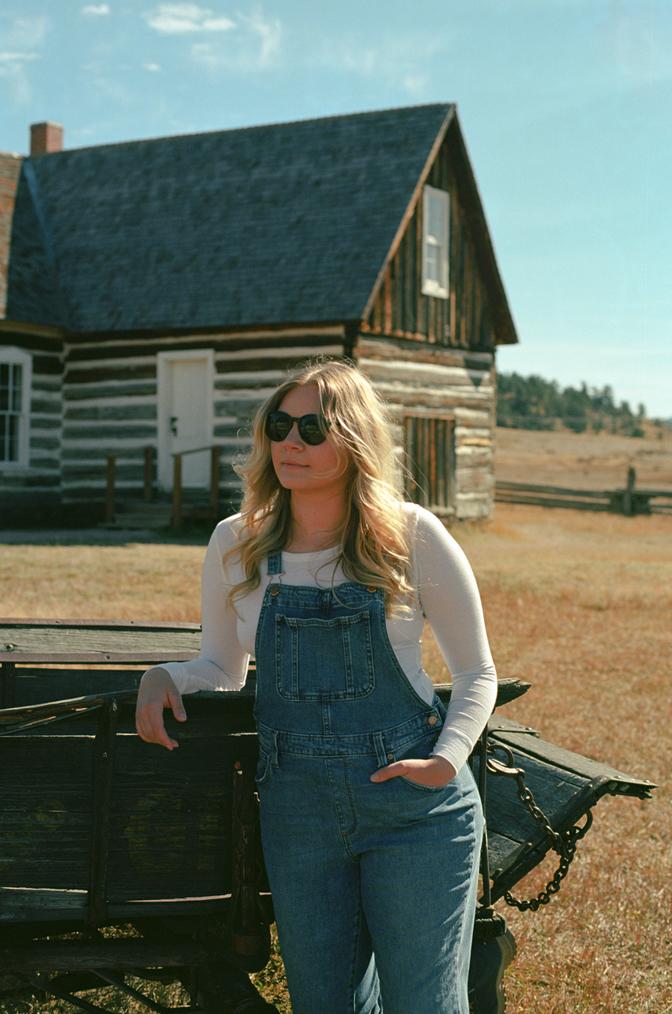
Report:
256,740,483,1013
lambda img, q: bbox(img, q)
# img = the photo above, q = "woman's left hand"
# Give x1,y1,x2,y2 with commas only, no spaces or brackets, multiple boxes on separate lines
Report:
370,756,457,788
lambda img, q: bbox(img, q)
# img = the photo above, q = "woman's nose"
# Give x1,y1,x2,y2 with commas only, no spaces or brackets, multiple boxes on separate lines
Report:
282,422,304,446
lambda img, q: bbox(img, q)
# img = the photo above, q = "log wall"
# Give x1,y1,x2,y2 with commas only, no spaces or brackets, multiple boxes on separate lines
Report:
0,328,63,522
354,336,495,520
60,327,346,506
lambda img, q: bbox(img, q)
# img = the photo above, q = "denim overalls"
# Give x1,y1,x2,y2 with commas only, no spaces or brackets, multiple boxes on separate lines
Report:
254,550,484,1014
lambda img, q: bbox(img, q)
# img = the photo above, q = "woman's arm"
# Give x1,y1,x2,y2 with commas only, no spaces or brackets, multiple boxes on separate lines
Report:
135,518,250,749
415,505,498,774
153,519,250,695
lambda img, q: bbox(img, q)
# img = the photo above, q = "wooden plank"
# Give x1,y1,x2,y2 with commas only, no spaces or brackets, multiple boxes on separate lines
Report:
384,264,392,334
0,651,198,665
496,481,618,498
0,937,216,968
495,494,610,512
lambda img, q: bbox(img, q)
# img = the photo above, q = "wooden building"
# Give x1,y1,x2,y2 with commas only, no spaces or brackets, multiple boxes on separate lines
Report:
0,104,518,526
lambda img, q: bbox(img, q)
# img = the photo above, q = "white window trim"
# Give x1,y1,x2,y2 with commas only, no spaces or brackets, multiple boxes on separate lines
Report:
0,346,32,470
421,184,450,299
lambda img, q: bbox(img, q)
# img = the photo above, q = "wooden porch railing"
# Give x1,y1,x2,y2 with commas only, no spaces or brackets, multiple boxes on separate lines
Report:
105,445,222,529
171,445,221,529
105,447,154,524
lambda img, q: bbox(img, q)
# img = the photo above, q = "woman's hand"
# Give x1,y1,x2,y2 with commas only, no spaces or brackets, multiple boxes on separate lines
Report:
370,755,457,788
135,667,187,750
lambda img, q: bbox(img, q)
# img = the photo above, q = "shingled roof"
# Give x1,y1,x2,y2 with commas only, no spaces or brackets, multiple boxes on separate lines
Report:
5,103,515,339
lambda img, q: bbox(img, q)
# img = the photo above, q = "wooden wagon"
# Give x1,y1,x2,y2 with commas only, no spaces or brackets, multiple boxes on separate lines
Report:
0,620,655,1013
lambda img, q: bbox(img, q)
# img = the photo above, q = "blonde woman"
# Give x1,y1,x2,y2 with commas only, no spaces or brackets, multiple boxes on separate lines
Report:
136,358,498,1013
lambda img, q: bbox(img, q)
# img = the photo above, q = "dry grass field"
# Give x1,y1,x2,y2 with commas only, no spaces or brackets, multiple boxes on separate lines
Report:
1,427,670,1013
495,423,672,490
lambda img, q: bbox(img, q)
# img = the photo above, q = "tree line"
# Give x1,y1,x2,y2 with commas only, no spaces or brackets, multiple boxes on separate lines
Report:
496,372,649,435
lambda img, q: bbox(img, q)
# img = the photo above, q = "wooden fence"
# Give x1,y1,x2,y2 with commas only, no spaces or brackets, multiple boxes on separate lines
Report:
495,468,672,516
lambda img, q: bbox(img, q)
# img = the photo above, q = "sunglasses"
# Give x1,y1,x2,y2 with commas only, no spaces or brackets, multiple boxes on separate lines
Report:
265,410,330,446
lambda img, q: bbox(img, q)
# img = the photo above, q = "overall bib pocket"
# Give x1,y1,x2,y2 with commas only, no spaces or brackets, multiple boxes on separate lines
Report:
274,610,375,701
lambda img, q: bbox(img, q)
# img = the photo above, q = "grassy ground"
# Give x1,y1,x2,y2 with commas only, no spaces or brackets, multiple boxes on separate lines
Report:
1,427,670,1012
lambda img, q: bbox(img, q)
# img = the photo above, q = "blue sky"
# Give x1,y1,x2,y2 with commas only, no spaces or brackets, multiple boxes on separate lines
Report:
1,0,670,417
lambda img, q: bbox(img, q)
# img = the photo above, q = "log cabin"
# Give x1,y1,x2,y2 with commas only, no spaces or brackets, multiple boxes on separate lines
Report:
0,104,518,527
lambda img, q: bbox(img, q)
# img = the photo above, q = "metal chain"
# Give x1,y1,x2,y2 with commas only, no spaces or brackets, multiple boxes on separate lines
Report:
486,741,594,912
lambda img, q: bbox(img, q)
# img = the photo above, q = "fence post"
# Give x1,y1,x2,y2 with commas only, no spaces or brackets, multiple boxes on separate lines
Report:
172,455,182,529
623,466,636,517
144,447,153,502
105,455,116,523
210,446,220,518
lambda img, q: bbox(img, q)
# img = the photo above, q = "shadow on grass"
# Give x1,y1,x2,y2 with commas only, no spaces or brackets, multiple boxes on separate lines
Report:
0,522,215,548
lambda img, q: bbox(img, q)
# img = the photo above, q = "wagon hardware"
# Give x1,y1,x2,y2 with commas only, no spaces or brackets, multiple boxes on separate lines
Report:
0,620,656,1013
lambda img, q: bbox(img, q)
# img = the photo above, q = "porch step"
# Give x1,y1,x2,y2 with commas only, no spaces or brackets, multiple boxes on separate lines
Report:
101,497,216,531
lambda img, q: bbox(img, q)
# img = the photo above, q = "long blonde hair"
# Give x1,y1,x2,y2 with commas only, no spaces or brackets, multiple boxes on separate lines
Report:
223,357,414,614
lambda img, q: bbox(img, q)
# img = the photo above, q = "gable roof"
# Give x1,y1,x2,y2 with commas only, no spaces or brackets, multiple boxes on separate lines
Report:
5,103,517,342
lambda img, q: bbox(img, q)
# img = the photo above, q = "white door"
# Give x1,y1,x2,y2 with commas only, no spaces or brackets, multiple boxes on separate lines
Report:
158,351,212,490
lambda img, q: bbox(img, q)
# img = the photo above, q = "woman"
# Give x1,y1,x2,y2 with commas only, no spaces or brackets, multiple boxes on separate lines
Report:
136,358,498,1013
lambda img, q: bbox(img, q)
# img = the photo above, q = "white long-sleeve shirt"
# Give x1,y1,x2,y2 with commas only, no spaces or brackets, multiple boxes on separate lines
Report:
159,501,498,774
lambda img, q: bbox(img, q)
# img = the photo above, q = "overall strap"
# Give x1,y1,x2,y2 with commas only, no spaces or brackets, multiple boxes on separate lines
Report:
268,550,283,575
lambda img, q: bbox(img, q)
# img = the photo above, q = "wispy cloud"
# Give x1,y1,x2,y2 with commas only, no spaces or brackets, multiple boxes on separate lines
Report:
0,16,48,104
4,15,48,48
238,10,281,67
144,4,235,34
143,61,161,71
0,51,40,65
605,6,672,85
189,9,281,74
312,30,445,98
81,3,111,15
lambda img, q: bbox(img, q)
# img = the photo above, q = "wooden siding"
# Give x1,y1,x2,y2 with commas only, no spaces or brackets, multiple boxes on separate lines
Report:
363,127,495,353
60,328,346,503
0,331,63,518
354,336,495,520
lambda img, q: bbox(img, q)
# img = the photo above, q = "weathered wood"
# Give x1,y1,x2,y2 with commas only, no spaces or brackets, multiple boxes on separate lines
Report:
496,481,613,498
0,938,216,972
66,330,345,364
144,445,153,501
495,472,670,516
478,713,655,902
88,702,119,924
172,454,182,529
105,456,115,523
496,493,611,512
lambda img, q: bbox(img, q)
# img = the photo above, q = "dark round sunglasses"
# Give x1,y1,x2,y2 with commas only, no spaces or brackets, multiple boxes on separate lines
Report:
265,410,330,446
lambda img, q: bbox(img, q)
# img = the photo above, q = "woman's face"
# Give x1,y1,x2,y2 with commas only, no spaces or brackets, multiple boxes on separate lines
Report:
269,384,352,497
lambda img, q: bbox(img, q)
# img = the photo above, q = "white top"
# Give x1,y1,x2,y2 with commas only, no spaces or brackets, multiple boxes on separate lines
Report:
160,502,498,774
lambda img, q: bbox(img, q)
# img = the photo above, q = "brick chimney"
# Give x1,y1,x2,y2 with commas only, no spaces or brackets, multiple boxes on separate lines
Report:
30,121,63,156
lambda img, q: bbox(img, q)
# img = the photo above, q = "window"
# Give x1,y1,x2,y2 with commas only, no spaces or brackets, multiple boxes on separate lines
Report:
0,348,31,467
404,414,456,514
421,185,450,299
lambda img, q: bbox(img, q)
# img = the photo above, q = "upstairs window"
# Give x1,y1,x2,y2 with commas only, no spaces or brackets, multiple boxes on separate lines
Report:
422,185,450,299
0,348,31,467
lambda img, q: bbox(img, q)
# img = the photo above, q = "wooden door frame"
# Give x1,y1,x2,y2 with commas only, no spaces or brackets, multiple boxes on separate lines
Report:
156,349,214,491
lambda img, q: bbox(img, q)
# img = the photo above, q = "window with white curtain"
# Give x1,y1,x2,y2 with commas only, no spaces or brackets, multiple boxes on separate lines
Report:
0,348,31,466
421,185,450,299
